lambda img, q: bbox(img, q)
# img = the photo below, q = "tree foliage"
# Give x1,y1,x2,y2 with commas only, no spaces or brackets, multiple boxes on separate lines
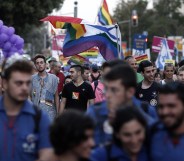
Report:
0,0,63,37
113,0,184,49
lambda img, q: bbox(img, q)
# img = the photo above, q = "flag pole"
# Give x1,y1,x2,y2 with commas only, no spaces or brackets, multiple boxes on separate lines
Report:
94,0,104,24
115,24,121,59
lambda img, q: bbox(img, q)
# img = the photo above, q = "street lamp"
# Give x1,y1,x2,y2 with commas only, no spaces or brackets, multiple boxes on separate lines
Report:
74,1,78,18
132,10,138,27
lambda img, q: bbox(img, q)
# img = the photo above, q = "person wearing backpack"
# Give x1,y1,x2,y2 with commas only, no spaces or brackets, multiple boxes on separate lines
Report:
89,64,101,83
91,106,148,161
87,62,157,147
0,56,53,161
91,62,111,103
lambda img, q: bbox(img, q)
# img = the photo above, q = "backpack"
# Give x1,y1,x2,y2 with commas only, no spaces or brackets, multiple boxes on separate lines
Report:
94,80,99,93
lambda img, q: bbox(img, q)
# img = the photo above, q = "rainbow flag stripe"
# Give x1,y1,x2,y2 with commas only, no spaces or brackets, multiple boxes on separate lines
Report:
98,0,113,25
69,54,89,65
41,16,86,39
135,54,148,64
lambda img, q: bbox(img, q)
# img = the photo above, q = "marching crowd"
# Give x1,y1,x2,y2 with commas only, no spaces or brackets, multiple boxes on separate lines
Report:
0,53,184,161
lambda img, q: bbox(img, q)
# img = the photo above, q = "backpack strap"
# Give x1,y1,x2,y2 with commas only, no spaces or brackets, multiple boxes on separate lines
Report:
141,101,149,113
91,73,101,82
33,105,42,133
105,144,119,161
146,121,163,159
94,80,99,93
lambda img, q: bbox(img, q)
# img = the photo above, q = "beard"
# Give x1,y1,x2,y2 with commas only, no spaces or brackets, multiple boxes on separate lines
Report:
163,112,184,131
6,90,28,104
38,68,45,73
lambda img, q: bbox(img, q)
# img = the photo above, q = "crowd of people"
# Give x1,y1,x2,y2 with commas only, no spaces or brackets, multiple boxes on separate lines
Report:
0,53,184,161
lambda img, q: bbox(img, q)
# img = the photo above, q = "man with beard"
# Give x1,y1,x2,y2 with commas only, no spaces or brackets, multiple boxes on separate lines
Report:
83,65,90,83
31,55,59,121
150,82,184,161
0,56,53,161
135,60,159,107
60,65,95,113
87,61,157,147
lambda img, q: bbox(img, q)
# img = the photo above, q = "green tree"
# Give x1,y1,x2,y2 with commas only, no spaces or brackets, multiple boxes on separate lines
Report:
113,0,184,51
0,0,63,37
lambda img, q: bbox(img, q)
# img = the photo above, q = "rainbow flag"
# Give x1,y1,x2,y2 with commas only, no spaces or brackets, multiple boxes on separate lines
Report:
69,54,89,65
135,54,148,64
59,55,70,66
41,16,122,60
63,24,122,60
98,0,113,25
41,16,87,40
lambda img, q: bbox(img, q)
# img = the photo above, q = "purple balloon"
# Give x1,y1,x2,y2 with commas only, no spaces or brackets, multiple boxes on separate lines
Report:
3,51,10,58
15,43,24,50
10,34,18,44
18,49,24,54
15,37,24,45
7,27,15,36
10,46,18,52
1,25,9,34
3,42,12,51
0,33,9,43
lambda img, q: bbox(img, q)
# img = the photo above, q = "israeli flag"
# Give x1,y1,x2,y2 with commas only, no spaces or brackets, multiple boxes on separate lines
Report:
155,38,172,70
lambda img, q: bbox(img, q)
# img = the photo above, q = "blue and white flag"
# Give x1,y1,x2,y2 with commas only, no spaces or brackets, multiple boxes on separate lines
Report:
155,38,173,70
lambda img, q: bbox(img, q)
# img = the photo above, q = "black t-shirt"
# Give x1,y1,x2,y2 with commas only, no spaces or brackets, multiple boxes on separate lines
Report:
135,81,159,107
62,82,95,111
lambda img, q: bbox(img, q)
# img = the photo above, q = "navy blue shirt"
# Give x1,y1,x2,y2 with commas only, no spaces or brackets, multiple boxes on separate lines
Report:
150,123,184,161
87,97,157,147
0,97,51,161
91,143,148,161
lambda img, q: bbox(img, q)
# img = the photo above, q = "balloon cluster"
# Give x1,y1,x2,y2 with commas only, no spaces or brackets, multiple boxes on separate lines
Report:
0,20,24,58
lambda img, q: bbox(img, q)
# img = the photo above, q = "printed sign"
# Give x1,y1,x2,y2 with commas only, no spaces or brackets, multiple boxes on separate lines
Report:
152,36,175,55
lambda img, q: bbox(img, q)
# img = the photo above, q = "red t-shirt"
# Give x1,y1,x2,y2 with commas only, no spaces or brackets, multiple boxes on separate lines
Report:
56,72,65,94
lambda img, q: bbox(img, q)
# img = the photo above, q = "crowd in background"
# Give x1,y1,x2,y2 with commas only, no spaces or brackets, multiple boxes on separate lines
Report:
0,54,184,161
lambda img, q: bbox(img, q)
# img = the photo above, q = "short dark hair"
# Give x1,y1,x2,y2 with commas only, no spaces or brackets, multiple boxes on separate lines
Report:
101,60,127,72
83,65,90,71
104,64,137,89
2,60,33,80
154,72,162,78
70,65,84,74
112,106,147,145
108,59,127,68
139,60,153,73
178,66,184,75
34,54,46,64
65,75,71,81
179,60,184,68
101,62,110,70
158,82,184,104
50,110,94,155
